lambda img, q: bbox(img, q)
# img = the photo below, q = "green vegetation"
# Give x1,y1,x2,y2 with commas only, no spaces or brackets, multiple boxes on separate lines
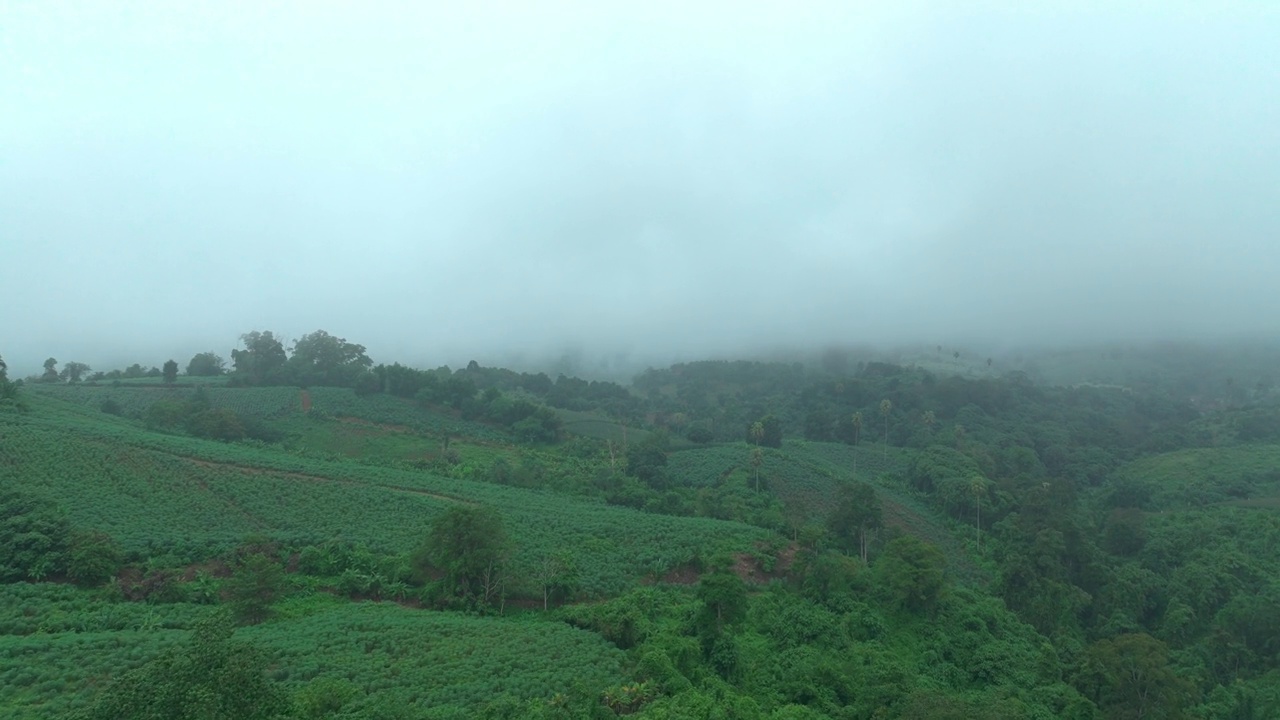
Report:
4,339,1280,717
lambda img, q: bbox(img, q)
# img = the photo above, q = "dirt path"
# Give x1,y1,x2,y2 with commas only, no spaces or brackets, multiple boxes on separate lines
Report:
180,456,471,505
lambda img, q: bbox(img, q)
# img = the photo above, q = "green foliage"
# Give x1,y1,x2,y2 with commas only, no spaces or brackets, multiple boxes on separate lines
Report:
1080,633,1192,719
626,431,671,490
696,571,747,636
65,531,123,587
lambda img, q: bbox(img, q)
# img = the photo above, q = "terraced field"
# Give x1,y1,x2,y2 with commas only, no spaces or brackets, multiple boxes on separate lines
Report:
0,394,767,597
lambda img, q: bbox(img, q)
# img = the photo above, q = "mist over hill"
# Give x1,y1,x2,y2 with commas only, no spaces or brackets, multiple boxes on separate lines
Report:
3,2,1278,374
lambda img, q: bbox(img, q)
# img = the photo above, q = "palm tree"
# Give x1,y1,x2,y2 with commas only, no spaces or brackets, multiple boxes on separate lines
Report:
750,447,764,491
749,421,764,447
969,476,987,549
879,399,892,460
851,411,863,475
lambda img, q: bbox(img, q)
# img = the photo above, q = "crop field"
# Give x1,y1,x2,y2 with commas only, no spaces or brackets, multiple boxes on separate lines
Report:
305,387,508,441
0,588,627,719
1,395,766,596
666,440,984,582
1106,444,1280,510
25,382,301,418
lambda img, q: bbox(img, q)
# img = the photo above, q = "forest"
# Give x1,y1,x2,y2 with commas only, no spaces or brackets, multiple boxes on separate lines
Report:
3,335,1280,719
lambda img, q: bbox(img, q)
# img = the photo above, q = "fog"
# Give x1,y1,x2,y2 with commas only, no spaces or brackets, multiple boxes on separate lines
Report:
3,1,1278,376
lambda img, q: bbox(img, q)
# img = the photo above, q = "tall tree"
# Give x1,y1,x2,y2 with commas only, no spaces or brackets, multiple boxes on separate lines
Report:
969,476,988,549
759,414,783,448
851,411,863,475
880,399,893,460
748,421,764,447
41,358,58,382
162,359,178,384
750,447,764,492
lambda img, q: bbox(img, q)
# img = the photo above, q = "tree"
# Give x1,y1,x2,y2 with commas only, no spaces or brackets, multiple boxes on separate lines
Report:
57,361,91,383
625,432,670,490
413,505,510,608
536,552,580,610
186,351,227,376
231,331,288,385
225,553,286,625
288,329,373,387
750,447,764,492
757,414,783,448
0,354,16,401
0,490,71,581
828,480,883,562
162,359,179,384
969,476,988,549
66,531,123,587
41,357,59,382
1083,633,1191,720
749,421,764,447
880,399,893,459
875,536,946,614
850,411,863,475
697,570,748,636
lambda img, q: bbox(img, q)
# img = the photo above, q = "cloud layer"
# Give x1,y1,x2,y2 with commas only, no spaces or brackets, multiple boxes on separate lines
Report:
3,1,1277,374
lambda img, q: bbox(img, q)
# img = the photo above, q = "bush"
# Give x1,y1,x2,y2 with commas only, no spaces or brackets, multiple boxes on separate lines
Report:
66,531,123,587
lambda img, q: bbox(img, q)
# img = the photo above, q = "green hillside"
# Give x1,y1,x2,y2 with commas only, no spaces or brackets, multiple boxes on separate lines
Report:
6,347,1280,719
2,392,766,596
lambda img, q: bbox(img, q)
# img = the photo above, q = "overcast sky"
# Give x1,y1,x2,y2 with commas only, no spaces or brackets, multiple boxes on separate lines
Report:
2,1,1278,376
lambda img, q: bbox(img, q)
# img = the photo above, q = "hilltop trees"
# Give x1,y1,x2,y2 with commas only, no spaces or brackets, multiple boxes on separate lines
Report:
58,361,92,383
41,358,58,382
186,351,225,376
288,330,373,387
162,359,178,384
230,331,288,385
